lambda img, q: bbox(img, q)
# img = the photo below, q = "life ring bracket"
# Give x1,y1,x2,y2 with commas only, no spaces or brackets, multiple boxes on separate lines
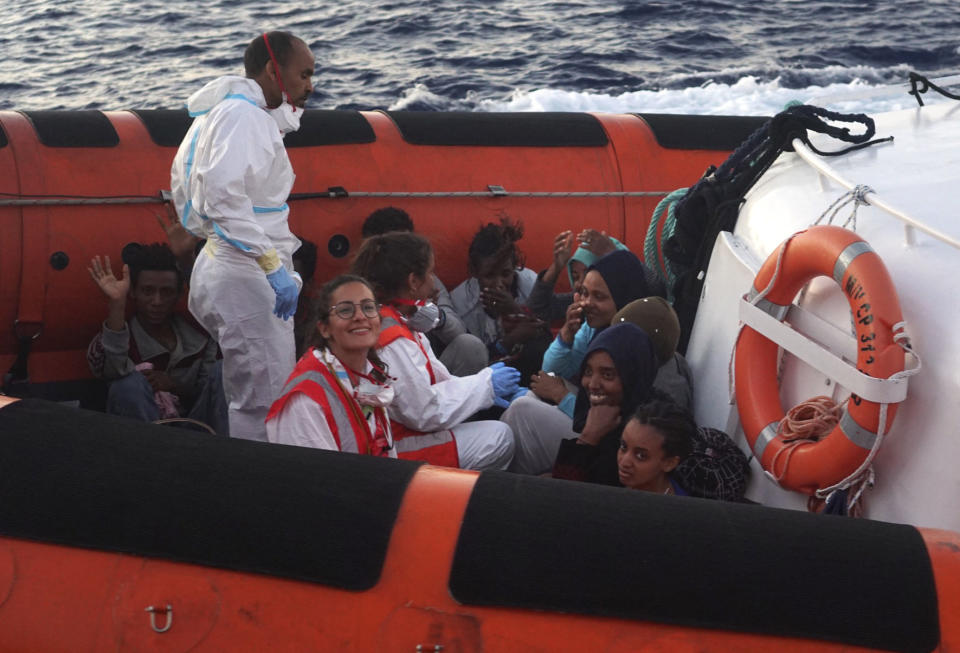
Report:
738,296,912,405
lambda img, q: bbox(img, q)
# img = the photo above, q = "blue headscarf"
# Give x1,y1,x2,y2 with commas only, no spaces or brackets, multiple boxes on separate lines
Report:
586,249,665,313
572,322,658,433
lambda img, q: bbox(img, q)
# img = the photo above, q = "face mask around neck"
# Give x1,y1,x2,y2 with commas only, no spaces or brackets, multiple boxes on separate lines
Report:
355,376,395,408
405,301,441,332
269,94,301,134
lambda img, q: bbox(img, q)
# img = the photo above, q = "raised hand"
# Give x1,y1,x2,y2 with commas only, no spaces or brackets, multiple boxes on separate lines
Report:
154,202,199,267
553,230,574,269
89,255,130,302
577,228,616,257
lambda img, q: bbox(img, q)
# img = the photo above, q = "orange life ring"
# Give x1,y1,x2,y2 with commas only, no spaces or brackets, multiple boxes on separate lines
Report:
734,225,905,495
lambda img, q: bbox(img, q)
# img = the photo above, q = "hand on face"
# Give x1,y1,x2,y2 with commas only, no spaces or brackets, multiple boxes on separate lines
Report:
579,270,617,328
480,286,519,317
579,403,622,445
476,254,518,316
559,297,585,343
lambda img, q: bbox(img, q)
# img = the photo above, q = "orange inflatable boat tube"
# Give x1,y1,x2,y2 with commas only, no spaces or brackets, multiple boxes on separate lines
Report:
0,397,956,652
0,109,765,389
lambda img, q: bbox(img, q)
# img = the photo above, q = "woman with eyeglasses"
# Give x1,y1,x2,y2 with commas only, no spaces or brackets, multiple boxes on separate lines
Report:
265,274,396,456
351,231,518,470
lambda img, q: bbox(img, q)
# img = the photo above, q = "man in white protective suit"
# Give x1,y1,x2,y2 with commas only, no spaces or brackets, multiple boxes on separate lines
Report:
170,31,315,440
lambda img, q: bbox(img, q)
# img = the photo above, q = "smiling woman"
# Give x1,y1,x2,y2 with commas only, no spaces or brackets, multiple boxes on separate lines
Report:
266,274,396,456
552,322,659,485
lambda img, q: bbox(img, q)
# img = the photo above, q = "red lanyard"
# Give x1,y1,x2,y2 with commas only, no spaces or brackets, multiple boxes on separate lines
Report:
262,32,297,113
323,354,390,457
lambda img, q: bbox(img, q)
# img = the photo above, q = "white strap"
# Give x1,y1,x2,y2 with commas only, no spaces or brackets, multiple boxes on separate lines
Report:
739,297,910,404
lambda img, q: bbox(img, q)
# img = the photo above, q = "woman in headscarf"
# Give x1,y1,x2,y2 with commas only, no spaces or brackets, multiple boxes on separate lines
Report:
525,228,634,322
552,323,659,485
539,249,655,380
501,249,659,475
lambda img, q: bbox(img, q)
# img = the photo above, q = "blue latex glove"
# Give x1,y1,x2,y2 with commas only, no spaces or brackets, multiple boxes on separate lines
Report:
490,361,521,407
494,385,529,408
266,266,299,320
509,386,529,402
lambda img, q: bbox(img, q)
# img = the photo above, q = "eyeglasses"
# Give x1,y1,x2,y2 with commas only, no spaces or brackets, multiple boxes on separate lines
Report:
329,300,380,320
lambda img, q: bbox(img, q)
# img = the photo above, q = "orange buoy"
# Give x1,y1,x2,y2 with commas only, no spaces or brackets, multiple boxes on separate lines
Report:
734,225,906,495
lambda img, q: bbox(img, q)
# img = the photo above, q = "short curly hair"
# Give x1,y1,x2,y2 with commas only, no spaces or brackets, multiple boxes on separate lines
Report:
467,215,526,273
128,242,183,292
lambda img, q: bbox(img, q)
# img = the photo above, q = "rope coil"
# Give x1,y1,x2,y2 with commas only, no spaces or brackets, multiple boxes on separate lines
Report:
811,325,921,513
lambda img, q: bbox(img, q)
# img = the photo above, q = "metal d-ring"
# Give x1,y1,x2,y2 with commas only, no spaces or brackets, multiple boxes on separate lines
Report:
145,604,173,633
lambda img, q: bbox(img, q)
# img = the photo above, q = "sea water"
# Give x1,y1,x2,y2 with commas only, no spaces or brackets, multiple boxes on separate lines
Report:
0,0,958,115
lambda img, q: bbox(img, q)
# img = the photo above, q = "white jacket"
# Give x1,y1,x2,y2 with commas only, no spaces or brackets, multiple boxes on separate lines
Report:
379,334,495,433
266,349,397,457
170,76,300,273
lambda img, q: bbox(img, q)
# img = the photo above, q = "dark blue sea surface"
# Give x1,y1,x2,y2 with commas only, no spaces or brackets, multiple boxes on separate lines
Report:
1,0,958,114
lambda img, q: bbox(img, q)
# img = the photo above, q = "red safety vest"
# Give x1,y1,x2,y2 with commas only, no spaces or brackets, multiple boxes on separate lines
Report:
378,306,460,468
266,348,391,456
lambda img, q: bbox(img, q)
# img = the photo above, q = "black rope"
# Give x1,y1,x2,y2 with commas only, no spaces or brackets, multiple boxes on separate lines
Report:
908,71,960,107
800,134,895,157
663,103,889,353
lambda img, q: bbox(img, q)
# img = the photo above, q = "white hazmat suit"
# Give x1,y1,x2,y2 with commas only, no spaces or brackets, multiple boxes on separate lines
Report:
171,76,301,441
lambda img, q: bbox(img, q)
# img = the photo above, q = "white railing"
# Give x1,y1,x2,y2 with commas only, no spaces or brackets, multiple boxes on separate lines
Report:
791,138,960,251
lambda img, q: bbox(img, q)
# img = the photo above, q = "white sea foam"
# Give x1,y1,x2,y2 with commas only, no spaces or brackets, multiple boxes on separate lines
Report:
387,84,449,111
475,76,957,116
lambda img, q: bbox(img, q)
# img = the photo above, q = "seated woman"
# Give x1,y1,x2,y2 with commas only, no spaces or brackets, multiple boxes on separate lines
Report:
266,274,395,456
361,206,488,376
611,296,694,410
502,250,662,474
551,323,659,485
540,249,655,381
351,231,519,470
617,400,695,494
526,228,634,323
450,216,549,381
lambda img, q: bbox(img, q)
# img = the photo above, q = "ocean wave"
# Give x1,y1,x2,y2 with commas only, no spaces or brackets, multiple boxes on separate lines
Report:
2,0,959,113
474,76,959,116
